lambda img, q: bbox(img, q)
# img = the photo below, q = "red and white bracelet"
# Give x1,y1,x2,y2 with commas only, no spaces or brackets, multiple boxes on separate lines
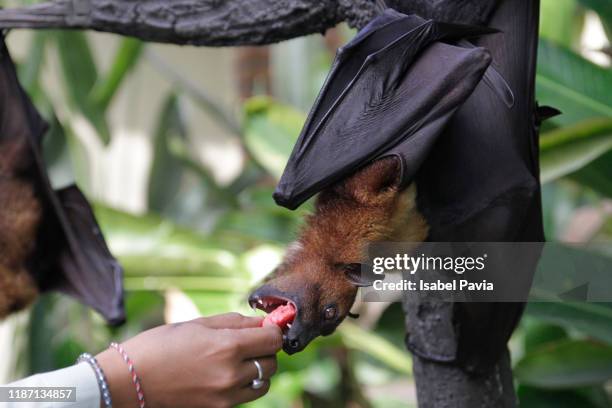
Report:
109,342,146,408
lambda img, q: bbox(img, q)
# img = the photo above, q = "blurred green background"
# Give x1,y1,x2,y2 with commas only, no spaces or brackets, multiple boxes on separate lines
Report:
0,0,611,407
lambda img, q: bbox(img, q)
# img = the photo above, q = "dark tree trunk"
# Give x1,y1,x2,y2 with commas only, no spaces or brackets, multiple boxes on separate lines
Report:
411,349,516,408
402,0,542,406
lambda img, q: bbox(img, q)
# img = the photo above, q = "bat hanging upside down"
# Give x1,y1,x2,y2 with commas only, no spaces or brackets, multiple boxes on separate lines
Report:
0,139,43,316
0,36,125,325
244,0,545,365
248,11,498,354
249,157,428,354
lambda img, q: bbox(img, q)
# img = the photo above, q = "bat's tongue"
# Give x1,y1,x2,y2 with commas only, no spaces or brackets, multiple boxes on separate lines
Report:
261,303,296,330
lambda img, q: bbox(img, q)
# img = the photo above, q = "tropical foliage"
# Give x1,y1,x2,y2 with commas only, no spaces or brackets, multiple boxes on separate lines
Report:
2,0,611,406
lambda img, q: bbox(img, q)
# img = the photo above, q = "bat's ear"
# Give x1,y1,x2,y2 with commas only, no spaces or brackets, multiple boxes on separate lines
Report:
336,157,402,206
342,263,379,287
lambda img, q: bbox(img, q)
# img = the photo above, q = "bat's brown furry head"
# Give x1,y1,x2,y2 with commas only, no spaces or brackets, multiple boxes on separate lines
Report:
250,157,428,353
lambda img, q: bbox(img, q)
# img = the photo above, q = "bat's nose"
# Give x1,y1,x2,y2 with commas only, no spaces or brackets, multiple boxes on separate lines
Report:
283,333,304,354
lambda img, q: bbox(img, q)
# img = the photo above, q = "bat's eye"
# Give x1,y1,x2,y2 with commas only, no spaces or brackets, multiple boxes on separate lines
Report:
324,305,337,320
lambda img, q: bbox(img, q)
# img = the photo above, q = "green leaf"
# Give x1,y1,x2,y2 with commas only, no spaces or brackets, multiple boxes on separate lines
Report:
147,51,241,136
526,302,612,344
147,94,238,227
569,151,612,197
539,118,612,183
93,204,244,287
517,386,603,408
523,322,568,353
42,111,76,189
243,97,305,180
54,31,111,144
515,340,612,388
90,38,144,109
17,31,46,95
577,0,612,34
52,339,85,368
27,295,57,374
214,208,301,244
536,39,612,127
147,94,188,212
338,322,412,375
540,0,584,48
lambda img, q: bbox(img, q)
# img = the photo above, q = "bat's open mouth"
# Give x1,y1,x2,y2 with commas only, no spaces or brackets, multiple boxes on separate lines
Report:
249,295,297,333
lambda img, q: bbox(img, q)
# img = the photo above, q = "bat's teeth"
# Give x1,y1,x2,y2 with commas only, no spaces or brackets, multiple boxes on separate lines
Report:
286,323,292,329
258,299,263,305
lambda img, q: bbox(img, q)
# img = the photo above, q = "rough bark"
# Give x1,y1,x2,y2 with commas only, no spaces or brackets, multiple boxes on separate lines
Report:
403,301,519,407
0,0,499,46
411,349,516,408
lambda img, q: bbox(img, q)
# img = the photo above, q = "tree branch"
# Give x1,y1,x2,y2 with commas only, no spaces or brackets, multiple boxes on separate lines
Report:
0,0,499,46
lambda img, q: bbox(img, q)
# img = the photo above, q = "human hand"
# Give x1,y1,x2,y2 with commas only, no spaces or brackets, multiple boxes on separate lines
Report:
96,313,282,408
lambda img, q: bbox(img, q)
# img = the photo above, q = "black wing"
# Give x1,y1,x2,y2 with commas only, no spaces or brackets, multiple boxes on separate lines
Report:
0,36,125,325
273,10,495,210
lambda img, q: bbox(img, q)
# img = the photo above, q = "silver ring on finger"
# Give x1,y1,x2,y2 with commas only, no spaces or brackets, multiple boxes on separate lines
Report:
251,360,264,390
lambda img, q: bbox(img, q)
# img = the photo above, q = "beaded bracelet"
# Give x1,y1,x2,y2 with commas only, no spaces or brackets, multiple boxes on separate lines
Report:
109,342,146,408
77,353,113,408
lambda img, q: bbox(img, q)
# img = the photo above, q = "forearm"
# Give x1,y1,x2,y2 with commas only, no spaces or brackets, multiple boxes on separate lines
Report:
3,363,100,408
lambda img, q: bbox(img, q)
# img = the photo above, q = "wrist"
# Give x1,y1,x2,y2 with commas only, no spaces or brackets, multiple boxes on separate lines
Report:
96,348,140,408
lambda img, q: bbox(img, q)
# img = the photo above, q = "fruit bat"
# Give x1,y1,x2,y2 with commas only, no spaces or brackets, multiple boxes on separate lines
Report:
254,2,550,375
0,36,124,325
249,10,501,354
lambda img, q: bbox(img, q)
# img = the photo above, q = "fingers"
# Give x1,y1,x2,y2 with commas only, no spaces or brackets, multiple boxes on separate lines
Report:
234,325,283,358
195,313,264,329
230,381,271,406
238,356,277,386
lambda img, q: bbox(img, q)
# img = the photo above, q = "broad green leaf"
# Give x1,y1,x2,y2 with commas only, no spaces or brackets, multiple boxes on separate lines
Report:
184,291,245,317
54,31,111,144
245,371,306,408
539,118,612,182
523,322,568,353
93,205,242,284
90,38,144,109
27,296,56,374
147,94,238,227
594,216,612,244
42,112,76,189
243,97,305,180
517,386,603,408
526,301,612,344
147,94,188,213
515,340,612,388
578,0,612,35
536,40,612,127
52,339,85,368
64,123,92,192
540,0,584,47
123,291,165,323
18,31,46,95
146,50,241,136
569,151,612,197
338,322,412,375
214,208,301,244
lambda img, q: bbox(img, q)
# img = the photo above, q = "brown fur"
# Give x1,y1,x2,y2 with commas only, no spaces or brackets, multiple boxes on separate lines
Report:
258,157,428,345
0,140,42,318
